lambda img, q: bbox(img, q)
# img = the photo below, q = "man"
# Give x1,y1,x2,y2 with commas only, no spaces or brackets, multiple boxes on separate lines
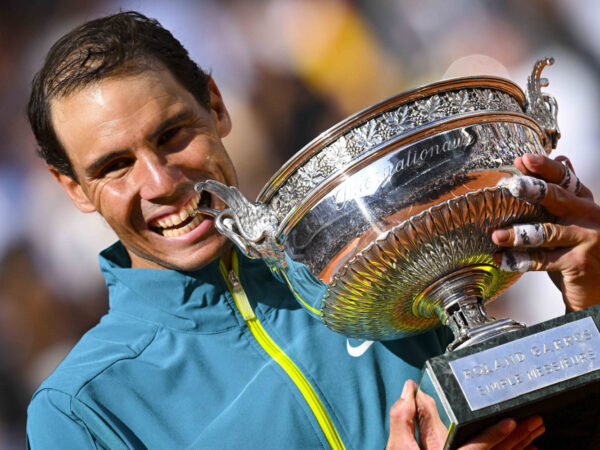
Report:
26,11,600,449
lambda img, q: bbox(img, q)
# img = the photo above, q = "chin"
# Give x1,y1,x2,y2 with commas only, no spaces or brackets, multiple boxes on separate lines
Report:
127,237,232,271
169,238,232,272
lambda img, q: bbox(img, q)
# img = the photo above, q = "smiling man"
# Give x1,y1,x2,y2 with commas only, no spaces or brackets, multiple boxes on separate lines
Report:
48,66,235,271
25,11,600,450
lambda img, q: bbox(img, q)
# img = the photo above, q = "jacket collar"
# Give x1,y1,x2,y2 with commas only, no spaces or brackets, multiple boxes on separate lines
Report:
99,242,242,333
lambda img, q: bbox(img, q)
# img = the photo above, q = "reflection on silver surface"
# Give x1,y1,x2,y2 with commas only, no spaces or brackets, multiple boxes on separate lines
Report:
196,58,559,350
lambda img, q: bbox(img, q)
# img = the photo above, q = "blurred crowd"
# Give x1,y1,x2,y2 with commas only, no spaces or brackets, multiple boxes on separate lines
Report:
0,0,599,447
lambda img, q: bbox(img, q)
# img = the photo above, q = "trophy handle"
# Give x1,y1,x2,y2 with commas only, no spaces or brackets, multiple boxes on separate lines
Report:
525,57,560,151
194,180,287,270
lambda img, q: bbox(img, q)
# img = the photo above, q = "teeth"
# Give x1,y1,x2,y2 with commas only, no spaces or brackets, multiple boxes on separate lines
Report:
179,209,188,223
162,214,204,237
151,193,202,229
186,202,196,216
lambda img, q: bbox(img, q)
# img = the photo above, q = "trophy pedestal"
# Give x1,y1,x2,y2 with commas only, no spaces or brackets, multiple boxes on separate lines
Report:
418,304,600,449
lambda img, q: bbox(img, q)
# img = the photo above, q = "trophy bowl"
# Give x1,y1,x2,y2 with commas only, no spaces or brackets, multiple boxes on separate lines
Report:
195,58,559,351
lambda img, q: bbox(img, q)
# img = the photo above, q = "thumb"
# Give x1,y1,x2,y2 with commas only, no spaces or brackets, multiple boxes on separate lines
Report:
387,380,419,450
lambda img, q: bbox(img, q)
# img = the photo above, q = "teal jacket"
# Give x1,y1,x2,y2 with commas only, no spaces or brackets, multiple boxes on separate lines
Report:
27,242,449,449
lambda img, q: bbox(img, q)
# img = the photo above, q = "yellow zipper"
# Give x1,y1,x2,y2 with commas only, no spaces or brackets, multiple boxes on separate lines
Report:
220,253,345,450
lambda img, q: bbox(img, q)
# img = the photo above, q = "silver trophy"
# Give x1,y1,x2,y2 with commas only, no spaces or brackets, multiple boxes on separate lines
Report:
196,58,600,448
196,58,558,351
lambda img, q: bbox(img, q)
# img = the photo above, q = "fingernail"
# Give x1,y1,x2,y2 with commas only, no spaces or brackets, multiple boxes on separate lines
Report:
492,229,510,244
528,154,543,164
401,380,412,398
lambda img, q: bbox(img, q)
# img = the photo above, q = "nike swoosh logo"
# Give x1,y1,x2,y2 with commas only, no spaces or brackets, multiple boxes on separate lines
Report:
346,339,375,357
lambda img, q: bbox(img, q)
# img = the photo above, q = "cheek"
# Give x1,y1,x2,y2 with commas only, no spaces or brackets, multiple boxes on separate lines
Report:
205,148,237,185
94,181,136,222
183,137,235,181
218,152,237,185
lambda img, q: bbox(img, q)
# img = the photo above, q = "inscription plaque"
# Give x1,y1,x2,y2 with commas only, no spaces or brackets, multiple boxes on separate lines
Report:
449,317,600,410
418,307,600,449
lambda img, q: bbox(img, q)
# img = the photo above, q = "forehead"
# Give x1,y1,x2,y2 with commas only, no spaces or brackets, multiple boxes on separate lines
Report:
51,68,196,126
49,69,201,165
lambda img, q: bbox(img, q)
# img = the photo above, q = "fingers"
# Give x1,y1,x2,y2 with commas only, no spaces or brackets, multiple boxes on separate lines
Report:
514,153,593,200
542,182,598,222
387,380,419,450
496,174,547,204
460,416,544,450
493,224,546,248
500,153,600,311
545,155,593,200
493,416,545,450
492,223,599,273
514,154,563,184
460,418,516,449
492,223,592,249
496,173,599,223
494,241,600,311
557,162,581,196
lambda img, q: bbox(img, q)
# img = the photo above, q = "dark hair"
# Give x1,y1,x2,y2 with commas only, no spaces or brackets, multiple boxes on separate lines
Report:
27,11,212,181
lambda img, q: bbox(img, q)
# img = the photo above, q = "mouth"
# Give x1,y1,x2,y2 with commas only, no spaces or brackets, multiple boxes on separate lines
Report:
149,191,212,237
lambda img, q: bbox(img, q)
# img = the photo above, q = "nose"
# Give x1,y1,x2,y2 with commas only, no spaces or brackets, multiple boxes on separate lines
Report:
135,153,180,200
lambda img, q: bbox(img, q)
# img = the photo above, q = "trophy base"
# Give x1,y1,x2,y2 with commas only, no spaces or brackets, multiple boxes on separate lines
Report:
418,304,600,449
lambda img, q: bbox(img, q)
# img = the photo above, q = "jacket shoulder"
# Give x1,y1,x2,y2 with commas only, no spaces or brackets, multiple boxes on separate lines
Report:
36,311,158,398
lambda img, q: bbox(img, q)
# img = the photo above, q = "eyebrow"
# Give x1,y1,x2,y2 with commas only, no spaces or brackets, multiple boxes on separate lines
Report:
84,109,196,177
85,149,130,178
148,109,195,142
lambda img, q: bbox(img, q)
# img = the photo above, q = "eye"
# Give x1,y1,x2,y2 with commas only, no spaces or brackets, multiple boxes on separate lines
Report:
100,158,132,177
157,126,182,146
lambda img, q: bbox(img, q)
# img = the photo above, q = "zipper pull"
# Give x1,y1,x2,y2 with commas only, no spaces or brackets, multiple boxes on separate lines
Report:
228,270,256,321
228,270,241,289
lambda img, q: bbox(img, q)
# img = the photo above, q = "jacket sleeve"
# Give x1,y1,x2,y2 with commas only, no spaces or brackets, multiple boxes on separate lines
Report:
27,389,98,449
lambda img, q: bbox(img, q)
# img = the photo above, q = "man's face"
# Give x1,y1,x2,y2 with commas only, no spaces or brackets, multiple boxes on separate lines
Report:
50,68,237,270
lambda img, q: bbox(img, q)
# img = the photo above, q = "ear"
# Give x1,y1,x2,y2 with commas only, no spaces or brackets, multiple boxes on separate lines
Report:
49,166,97,213
207,77,232,138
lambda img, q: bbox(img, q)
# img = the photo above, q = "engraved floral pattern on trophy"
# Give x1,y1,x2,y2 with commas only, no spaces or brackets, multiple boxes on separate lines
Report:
270,88,523,221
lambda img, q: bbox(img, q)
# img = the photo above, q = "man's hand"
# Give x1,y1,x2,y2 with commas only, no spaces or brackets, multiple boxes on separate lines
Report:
386,380,545,449
491,153,600,312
